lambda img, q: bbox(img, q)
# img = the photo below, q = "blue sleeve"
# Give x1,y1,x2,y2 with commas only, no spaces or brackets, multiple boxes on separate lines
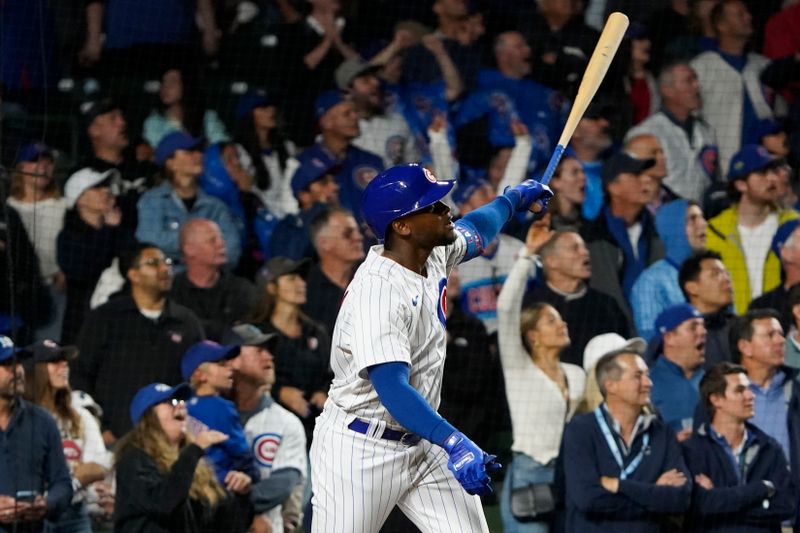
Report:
367,362,456,447
136,194,180,259
455,196,514,261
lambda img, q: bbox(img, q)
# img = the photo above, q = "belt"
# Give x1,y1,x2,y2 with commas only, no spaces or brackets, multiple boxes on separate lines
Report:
348,418,421,446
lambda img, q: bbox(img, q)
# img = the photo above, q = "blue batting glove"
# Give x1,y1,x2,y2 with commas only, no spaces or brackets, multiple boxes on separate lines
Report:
502,179,554,213
443,431,501,496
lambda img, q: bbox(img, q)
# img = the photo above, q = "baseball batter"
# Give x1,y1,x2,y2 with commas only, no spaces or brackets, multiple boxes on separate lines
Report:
310,163,552,532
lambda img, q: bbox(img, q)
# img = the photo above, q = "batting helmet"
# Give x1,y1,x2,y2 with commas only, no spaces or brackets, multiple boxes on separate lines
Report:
361,164,455,241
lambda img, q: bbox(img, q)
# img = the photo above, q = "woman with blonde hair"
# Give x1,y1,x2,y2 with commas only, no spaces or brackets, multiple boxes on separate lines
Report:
113,383,252,532
496,216,586,533
24,340,112,532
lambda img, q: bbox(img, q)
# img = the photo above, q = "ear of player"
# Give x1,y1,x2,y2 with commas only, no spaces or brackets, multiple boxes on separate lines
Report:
443,431,502,496
502,179,554,214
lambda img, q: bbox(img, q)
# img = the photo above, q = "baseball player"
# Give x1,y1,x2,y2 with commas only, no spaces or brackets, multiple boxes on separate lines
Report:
310,163,553,532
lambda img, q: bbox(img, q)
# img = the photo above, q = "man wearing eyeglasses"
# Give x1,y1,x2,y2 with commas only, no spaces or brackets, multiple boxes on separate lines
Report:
304,207,365,336
71,243,204,445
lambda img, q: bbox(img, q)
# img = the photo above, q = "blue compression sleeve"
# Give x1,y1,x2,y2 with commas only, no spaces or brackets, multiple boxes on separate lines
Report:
455,196,514,260
368,362,457,447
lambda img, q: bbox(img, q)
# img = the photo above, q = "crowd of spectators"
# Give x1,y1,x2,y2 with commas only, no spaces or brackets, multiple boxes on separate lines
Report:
4,0,800,531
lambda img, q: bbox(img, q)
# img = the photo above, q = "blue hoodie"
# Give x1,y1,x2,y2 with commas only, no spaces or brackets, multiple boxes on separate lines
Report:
631,200,692,340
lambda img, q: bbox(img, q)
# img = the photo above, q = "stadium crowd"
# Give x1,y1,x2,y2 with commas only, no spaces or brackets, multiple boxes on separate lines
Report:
4,0,800,531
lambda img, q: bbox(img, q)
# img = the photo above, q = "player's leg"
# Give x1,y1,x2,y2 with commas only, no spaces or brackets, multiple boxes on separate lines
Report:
397,443,490,533
310,412,409,533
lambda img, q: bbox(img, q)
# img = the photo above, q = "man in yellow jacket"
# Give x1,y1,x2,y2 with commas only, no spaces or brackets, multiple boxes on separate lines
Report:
707,144,798,313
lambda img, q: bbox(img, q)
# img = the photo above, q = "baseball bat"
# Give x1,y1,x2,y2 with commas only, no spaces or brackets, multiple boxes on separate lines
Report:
539,12,630,186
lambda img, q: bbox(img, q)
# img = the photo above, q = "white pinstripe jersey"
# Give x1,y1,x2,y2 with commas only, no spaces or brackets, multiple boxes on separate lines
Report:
327,235,467,426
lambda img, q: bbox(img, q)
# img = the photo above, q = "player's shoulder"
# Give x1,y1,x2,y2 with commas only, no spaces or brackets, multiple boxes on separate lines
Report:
350,246,409,288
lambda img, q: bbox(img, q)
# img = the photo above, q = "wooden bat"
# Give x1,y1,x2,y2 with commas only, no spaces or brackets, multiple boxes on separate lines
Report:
539,12,630,185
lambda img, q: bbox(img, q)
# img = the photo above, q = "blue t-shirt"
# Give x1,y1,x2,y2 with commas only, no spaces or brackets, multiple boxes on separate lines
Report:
650,357,704,431
385,81,453,165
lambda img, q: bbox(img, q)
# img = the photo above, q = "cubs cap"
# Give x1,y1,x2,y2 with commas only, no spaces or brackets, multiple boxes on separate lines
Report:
236,88,278,120
771,219,800,258
451,178,489,206
222,324,278,349
315,90,348,120
129,382,192,424
361,163,455,241
64,167,118,204
16,142,54,165
290,147,341,196
601,152,655,188
181,341,241,381
0,336,33,364
155,131,204,166
582,333,646,372
655,303,703,336
335,58,382,90
728,144,776,181
752,119,783,141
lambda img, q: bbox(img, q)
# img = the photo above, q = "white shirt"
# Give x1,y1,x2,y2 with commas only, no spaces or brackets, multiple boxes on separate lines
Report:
497,251,586,463
326,237,466,426
244,397,307,533
353,113,420,168
738,213,779,300
7,197,69,280
626,221,643,261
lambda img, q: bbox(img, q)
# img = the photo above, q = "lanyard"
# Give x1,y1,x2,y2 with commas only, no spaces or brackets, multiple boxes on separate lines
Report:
594,407,650,480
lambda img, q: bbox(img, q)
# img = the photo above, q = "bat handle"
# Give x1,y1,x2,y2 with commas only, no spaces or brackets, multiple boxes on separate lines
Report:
539,144,566,186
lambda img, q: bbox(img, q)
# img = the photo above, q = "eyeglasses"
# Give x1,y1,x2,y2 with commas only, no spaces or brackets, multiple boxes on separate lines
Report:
165,398,185,408
137,257,173,268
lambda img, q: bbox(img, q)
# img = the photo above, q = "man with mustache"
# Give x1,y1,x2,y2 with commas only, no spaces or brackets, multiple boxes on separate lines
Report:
649,304,707,440
706,144,798,314
0,336,72,532
682,362,796,532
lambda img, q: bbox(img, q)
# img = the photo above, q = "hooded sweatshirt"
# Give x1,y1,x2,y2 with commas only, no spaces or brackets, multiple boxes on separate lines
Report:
631,200,692,341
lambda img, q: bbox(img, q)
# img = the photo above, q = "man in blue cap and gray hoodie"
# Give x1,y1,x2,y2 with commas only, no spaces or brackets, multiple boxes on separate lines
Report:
631,200,708,340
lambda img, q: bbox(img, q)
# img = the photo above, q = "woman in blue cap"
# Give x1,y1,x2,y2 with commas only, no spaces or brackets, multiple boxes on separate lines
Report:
114,383,253,532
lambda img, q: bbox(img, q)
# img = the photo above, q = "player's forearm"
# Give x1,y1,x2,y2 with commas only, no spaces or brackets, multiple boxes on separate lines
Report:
455,197,514,260
368,362,457,447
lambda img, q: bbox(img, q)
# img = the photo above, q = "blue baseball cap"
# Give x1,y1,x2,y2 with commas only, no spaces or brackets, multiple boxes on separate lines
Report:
181,340,241,381
451,178,489,206
655,303,703,336
315,90,347,120
155,131,204,166
291,147,341,196
16,142,53,164
0,336,34,364
129,382,192,425
753,119,783,141
728,144,776,181
771,219,800,258
236,89,277,120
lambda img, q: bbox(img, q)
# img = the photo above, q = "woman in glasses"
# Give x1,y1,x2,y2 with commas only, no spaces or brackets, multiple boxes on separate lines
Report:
114,383,253,533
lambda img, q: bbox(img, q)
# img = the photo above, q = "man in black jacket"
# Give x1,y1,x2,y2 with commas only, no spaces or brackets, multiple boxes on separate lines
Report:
679,250,735,369
523,229,630,366
71,243,203,444
581,151,665,332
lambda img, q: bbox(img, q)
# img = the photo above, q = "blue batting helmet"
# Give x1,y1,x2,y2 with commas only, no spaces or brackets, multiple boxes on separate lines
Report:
361,164,455,241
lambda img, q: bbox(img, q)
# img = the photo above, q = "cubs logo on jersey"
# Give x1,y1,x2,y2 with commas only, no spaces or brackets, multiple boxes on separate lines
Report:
253,432,282,469
437,277,448,327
